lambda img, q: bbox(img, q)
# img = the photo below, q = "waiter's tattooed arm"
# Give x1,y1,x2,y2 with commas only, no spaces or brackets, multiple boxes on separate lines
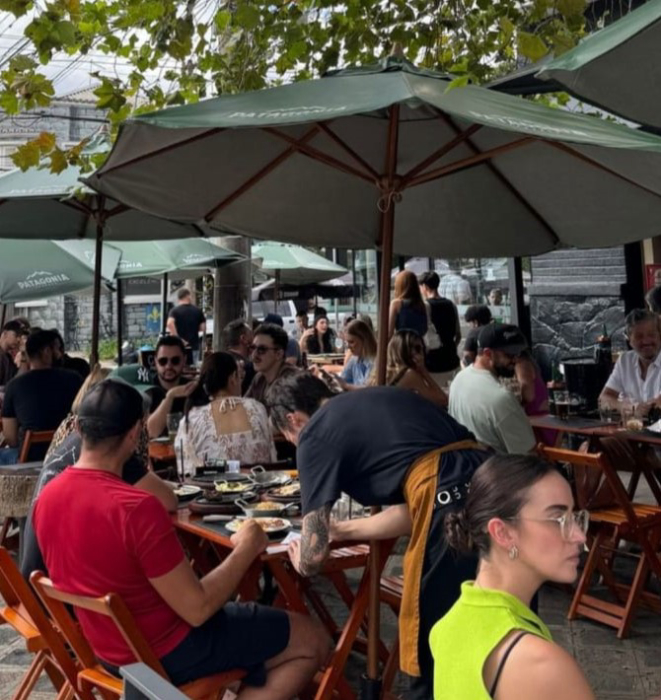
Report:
288,504,331,576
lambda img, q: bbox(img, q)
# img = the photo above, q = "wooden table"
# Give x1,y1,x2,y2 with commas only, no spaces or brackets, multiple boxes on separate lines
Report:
530,415,661,503
173,510,394,700
307,354,345,365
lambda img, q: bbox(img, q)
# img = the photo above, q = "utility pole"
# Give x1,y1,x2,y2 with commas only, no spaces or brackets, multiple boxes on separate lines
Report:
212,235,252,350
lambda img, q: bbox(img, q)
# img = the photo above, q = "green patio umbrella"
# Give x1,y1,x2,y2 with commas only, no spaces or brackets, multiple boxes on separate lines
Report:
114,238,244,279
536,0,661,129
0,133,221,363
0,239,121,303
491,0,661,130
86,54,661,688
251,241,347,285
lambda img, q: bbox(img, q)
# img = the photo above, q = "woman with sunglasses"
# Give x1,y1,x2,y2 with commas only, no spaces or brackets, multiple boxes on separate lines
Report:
178,352,276,469
377,329,448,408
430,454,594,700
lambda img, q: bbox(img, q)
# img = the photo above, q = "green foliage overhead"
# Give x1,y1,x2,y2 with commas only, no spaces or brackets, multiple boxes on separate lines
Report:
0,0,590,171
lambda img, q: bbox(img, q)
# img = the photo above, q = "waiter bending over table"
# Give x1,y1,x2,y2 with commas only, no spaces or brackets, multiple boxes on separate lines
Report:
266,373,490,699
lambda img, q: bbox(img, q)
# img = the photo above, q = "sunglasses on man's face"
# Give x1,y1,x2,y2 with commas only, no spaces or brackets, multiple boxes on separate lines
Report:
250,344,276,355
157,356,182,367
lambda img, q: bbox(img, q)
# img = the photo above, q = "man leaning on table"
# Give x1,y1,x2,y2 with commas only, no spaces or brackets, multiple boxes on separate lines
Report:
600,309,661,411
34,379,329,700
266,372,491,699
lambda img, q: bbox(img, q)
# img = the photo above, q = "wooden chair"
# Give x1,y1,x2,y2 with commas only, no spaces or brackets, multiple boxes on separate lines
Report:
18,428,56,463
539,445,661,638
0,547,77,700
379,575,403,693
30,572,245,699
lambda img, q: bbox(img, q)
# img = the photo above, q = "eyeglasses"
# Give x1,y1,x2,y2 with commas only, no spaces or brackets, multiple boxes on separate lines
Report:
250,344,276,355
507,510,590,541
157,356,182,367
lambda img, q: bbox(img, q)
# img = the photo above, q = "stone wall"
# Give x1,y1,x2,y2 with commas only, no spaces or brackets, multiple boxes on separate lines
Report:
529,247,627,379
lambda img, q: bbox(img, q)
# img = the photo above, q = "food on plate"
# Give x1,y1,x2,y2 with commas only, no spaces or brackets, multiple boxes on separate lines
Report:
626,418,644,431
271,482,301,497
227,517,289,533
215,481,252,493
253,501,283,511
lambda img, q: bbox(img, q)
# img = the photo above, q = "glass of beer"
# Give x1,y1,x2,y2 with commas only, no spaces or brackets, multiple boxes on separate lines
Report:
166,412,183,442
554,391,570,421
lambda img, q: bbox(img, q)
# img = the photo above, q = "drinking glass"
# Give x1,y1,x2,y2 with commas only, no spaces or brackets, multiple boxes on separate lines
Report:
166,412,183,442
554,391,570,421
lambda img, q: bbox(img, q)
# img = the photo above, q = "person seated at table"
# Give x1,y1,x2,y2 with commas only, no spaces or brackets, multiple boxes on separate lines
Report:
600,309,661,412
0,320,29,388
111,338,196,439
222,319,255,394
33,379,329,698
462,305,492,366
0,330,83,465
376,329,448,408
290,309,309,342
49,328,90,380
245,323,299,405
178,352,276,469
430,454,594,700
263,313,301,366
299,312,337,355
334,319,376,390
389,269,427,340
20,368,176,580
266,372,491,699
450,325,536,454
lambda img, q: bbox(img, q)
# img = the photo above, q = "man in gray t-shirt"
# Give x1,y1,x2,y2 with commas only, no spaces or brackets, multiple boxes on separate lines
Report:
449,324,536,454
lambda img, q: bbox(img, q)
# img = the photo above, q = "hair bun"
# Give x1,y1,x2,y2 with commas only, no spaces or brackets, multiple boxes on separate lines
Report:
445,510,474,554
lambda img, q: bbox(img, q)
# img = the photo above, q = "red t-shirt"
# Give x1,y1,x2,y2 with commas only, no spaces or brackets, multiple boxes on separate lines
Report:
33,467,190,666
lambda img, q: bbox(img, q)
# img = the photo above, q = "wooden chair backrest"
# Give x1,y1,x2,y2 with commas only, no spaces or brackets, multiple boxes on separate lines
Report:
30,572,168,679
0,551,84,697
19,429,55,463
538,445,639,524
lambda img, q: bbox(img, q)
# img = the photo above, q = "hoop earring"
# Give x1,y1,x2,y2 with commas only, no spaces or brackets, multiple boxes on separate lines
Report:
508,545,519,560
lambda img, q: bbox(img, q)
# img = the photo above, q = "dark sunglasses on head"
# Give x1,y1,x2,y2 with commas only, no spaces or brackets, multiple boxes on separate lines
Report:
250,344,275,355
157,356,182,367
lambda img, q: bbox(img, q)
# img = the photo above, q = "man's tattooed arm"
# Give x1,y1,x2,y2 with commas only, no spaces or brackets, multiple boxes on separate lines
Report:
297,504,332,577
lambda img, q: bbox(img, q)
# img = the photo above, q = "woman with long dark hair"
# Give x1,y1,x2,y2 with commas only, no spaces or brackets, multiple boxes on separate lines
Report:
178,351,275,466
378,329,448,408
388,269,428,339
431,454,593,700
300,313,337,355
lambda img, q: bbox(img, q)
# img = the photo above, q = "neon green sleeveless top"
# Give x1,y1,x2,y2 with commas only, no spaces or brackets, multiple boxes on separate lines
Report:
429,582,552,700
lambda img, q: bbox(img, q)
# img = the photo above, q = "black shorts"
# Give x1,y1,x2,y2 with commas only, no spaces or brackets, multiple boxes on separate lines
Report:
105,602,290,688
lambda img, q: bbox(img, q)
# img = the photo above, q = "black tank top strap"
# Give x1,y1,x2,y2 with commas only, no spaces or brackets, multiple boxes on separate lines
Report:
489,631,529,698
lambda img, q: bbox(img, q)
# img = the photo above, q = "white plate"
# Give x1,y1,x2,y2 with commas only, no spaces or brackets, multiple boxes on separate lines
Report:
151,436,171,444
173,485,202,498
225,517,292,534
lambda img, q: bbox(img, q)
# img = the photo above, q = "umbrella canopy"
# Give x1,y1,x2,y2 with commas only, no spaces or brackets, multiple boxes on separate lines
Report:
113,238,244,279
88,56,661,261
252,274,357,301
536,0,661,130
251,242,347,285
0,134,210,241
0,239,121,303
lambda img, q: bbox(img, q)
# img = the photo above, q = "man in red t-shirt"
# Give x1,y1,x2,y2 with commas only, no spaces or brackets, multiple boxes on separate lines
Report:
34,379,328,698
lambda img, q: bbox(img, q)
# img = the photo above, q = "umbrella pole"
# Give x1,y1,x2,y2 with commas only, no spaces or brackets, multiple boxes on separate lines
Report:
0,304,6,327
274,269,280,313
90,218,104,366
116,279,123,367
361,105,399,700
161,273,169,335
351,250,358,317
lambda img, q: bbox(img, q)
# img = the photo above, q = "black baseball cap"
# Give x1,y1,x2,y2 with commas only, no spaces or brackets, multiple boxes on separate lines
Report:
478,324,528,356
77,379,146,438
